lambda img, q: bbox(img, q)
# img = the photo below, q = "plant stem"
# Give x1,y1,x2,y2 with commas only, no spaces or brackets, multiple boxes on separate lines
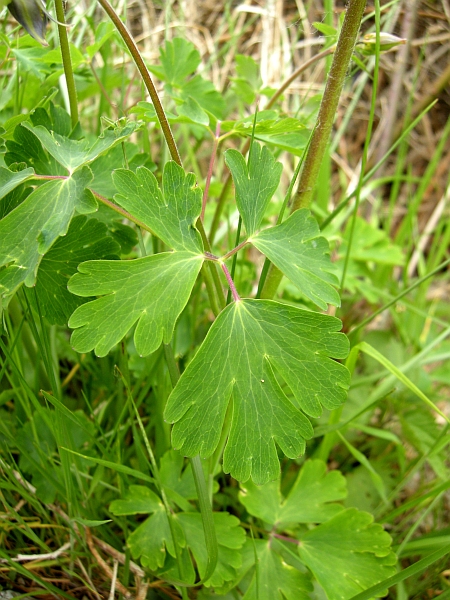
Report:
97,0,181,165
259,0,367,300
221,263,241,302
54,0,78,127
201,121,221,221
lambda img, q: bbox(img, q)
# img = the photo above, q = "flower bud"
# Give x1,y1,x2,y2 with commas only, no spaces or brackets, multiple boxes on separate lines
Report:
6,0,49,45
357,32,407,56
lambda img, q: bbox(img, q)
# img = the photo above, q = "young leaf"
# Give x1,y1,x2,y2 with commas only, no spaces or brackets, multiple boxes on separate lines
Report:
251,209,341,309
239,459,347,525
0,168,96,305
113,162,203,252
159,37,201,85
68,252,204,357
243,539,312,600
110,485,185,570
165,300,349,484
178,512,246,587
21,120,137,173
225,143,282,236
35,216,120,325
298,508,397,599
0,166,34,201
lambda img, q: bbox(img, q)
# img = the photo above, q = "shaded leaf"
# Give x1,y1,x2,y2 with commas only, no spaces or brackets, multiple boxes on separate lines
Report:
0,167,96,305
243,539,312,600
225,143,282,236
240,459,346,525
251,209,341,309
35,216,120,325
178,512,246,587
298,508,397,599
110,485,184,570
68,252,204,357
165,300,349,484
0,166,34,201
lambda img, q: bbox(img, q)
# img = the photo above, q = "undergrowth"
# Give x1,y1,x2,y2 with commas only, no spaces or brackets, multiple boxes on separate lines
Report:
0,1,449,599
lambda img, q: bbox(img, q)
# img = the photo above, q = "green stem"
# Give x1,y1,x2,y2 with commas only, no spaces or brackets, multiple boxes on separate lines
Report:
97,0,181,165
54,0,79,127
260,0,367,300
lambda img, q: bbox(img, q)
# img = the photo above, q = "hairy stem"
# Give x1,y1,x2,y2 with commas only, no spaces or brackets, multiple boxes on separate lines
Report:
54,0,79,127
260,0,367,300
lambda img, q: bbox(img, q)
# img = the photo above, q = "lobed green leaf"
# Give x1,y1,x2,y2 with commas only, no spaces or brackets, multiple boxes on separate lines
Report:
165,300,349,484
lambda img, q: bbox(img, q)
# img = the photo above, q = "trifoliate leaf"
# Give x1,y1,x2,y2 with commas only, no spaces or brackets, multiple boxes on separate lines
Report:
243,539,312,600
21,120,138,173
178,512,246,587
35,216,120,325
0,166,34,201
240,459,346,525
298,508,397,599
0,167,96,305
225,143,282,236
110,485,184,571
113,162,203,252
68,252,204,357
251,209,340,310
165,300,349,484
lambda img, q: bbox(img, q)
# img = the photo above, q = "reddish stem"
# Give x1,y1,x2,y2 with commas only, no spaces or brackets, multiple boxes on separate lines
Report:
201,121,221,222
221,263,241,302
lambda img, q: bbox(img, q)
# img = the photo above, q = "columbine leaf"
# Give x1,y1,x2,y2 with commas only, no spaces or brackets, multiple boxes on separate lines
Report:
159,37,201,85
0,166,34,201
165,300,349,484
113,162,203,252
251,209,340,309
243,539,312,600
5,123,65,175
110,485,184,571
225,143,282,236
68,252,204,357
35,216,120,325
0,167,96,305
178,512,246,587
21,120,138,173
339,216,404,265
239,459,346,525
298,508,397,600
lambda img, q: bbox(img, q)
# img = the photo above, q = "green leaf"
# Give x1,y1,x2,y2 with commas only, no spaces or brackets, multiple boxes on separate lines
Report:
5,123,65,175
243,539,312,600
68,252,204,357
165,300,349,484
35,216,120,325
0,168,96,305
113,162,203,252
159,450,197,512
159,37,201,85
177,96,210,126
339,217,404,265
298,508,397,600
251,209,341,310
21,120,138,173
180,75,226,120
110,485,184,570
225,143,282,236
239,459,346,525
0,166,34,201
110,485,162,515
178,512,246,587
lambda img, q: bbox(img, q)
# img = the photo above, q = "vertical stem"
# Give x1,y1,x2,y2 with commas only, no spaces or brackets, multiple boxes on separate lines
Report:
260,0,367,300
54,0,79,127
201,121,221,221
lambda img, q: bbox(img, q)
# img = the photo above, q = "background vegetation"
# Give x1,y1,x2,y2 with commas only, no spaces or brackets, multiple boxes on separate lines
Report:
0,0,449,598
